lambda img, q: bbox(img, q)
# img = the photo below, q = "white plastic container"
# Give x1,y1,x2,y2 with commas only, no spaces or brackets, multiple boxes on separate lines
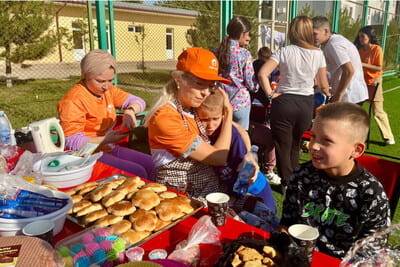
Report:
41,159,96,189
0,188,72,237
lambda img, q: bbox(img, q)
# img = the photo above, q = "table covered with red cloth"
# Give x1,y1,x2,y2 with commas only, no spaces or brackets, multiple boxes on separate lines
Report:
54,162,341,267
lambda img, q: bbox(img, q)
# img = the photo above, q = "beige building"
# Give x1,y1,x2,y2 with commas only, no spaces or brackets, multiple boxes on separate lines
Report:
0,1,197,79
49,1,197,63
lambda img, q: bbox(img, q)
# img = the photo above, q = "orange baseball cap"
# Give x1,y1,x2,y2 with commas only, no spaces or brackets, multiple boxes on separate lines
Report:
176,47,232,85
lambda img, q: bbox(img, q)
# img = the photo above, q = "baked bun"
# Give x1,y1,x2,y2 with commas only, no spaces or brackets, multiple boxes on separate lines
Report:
89,183,113,202
129,209,157,232
122,230,150,245
76,203,103,217
116,177,144,193
155,198,184,221
154,218,171,231
101,190,126,208
72,200,92,213
132,189,160,210
174,196,194,214
75,182,98,192
65,189,76,196
98,180,120,190
107,200,136,216
77,185,98,196
158,191,177,199
84,209,108,224
125,189,140,200
110,219,132,235
95,215,123,227
141,183,167,193
71,194,82,204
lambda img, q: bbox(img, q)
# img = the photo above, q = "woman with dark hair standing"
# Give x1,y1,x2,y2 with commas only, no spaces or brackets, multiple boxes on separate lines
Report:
214,16,257,130
355,26,395,145
258,16,330,186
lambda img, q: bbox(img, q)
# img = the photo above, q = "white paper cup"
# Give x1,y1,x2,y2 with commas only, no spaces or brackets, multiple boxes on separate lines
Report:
288,224,319,264
206,192,230,226
22,220,54,246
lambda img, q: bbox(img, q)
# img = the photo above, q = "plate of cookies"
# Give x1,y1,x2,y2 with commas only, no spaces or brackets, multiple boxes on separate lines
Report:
65,175,204,247
215,233,310,267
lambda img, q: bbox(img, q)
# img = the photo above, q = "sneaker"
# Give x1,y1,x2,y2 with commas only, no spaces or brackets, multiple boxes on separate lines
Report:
265,172,281,185
386,140,395,145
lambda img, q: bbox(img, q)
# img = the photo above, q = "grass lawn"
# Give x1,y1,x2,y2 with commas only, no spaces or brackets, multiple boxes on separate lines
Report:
1,72,400,243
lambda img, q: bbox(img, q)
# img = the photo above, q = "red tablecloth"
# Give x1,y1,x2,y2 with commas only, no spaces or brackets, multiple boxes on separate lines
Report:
54,162,341,267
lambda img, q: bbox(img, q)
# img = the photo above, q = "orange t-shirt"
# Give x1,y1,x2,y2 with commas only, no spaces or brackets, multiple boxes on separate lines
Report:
148,102,202,168
358,44,383,85
58,81,129,137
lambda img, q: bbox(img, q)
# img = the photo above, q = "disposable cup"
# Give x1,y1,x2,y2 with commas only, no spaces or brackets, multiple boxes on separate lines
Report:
22,220,54,246
288,224,319,264
126,247,145,262
206,192,230,226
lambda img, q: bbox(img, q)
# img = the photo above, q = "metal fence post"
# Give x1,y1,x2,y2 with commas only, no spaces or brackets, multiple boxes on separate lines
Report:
395,35,400,73
290,0,297,21
332,0,340,33
87,0,95,51
108,0,117,85
362,0,369,26
381,0,390,58
95,1,107,50
220,0,233,41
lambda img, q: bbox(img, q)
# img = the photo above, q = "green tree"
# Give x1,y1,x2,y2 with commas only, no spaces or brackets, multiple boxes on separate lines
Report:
327,8,362,41
157,1,259,56
298,3,316,18
0,2,57,87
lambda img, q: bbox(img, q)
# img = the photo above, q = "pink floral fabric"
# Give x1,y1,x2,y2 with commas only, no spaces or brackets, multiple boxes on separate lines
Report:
215,40,258,112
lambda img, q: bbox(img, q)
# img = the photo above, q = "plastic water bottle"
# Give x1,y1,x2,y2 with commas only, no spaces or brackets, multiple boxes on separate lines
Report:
0,111,11,145
233,145,259,195
0,111,15,145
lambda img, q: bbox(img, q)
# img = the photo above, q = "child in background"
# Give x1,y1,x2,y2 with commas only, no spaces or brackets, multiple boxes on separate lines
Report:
198,90,280,231
252,47,280,105
280,102,390,259
250,47,281,185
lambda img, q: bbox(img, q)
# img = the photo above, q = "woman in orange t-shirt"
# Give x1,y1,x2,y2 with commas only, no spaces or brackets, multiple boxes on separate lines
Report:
355,26,395,145
58,50,155,179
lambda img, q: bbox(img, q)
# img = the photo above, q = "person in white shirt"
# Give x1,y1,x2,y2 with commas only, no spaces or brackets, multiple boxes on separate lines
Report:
312,16,368,104
258,16,330,186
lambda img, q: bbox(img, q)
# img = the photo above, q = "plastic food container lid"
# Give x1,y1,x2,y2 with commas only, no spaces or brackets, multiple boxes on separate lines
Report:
149,249,168,260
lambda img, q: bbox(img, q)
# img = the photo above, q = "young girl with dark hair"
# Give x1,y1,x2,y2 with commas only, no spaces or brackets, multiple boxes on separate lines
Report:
214,16,257,130
355,26,395,145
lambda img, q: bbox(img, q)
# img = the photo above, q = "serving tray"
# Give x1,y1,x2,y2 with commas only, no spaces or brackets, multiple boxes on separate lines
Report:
66,174,204,247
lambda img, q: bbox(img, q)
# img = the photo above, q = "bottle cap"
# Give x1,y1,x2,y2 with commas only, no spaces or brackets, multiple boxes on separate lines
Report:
250,145,259,153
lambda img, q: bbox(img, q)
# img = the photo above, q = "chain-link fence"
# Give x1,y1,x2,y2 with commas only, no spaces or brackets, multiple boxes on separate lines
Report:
0,1,399,88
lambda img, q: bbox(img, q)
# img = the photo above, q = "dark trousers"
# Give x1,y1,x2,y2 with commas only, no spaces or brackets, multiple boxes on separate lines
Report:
270,94,313,185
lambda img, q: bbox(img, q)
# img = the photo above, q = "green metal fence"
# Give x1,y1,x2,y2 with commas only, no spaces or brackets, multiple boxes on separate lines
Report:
1,1,399,88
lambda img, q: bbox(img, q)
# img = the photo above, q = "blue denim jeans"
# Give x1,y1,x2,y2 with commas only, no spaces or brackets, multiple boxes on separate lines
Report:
233,104,251,131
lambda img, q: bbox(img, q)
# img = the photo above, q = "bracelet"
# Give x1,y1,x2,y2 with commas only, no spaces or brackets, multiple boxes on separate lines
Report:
268,91,275,99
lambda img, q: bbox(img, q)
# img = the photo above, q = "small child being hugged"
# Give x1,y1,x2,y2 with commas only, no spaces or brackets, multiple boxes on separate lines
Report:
280,102,391,259
198,89,279,231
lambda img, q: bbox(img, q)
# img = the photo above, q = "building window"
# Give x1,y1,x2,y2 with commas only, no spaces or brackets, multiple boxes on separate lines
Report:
128,25,144,33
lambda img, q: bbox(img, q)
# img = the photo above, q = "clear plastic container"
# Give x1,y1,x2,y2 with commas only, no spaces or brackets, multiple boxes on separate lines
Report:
55,226,129,266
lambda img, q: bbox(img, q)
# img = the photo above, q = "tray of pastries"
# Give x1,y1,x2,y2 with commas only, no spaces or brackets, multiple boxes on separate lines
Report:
215,233,310,267
65,174,204,247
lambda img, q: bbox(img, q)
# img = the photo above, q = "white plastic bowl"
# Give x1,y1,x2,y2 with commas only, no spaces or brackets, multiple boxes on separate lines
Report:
0,189,72,237
40,159,96,188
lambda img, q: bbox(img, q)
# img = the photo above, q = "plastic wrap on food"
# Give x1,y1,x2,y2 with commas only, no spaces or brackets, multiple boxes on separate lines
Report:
341,223,400,267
